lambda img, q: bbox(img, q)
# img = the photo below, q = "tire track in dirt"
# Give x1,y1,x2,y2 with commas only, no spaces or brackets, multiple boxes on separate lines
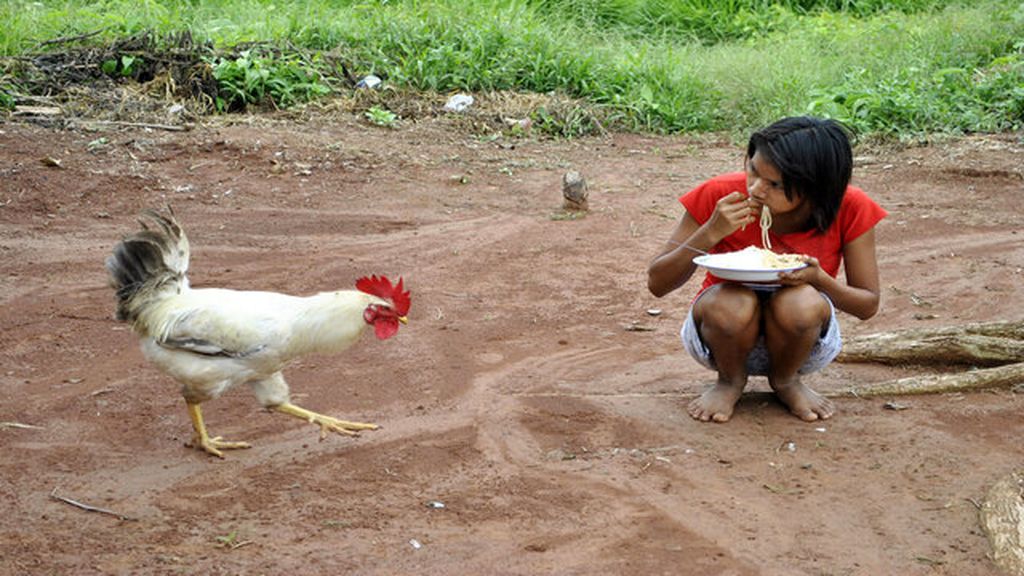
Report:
458,343,763,573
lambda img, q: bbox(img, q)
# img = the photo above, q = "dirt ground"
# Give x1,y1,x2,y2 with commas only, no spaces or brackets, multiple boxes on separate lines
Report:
1,109,1022,576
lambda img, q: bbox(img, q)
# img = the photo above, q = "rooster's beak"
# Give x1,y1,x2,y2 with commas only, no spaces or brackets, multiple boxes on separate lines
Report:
399,316,408,325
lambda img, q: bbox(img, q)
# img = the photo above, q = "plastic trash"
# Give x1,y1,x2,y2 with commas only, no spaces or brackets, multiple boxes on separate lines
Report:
444,93,474,112
356,75,382,89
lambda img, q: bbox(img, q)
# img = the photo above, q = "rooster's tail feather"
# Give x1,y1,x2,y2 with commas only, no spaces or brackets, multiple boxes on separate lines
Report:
106,207,190,322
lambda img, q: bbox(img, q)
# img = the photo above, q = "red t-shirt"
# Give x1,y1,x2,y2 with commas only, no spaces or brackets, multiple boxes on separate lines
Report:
680,172,887,293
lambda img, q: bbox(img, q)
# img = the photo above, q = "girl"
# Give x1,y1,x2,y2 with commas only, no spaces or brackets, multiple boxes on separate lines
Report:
647,117,886,423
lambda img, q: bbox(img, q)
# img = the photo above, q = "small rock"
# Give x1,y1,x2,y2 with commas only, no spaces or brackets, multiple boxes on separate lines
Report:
504,117,532,132
545,448,576,461
624,322,655,332
562,171,588,211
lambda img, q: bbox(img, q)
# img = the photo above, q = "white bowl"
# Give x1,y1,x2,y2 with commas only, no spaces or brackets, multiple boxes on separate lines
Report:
693,252,807,284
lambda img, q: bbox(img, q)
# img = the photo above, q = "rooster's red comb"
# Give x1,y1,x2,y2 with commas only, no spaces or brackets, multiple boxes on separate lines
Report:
356,275,410,316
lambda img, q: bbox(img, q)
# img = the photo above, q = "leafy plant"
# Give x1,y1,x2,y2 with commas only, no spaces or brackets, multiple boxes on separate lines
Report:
0,84,14,110
101,54,143,77
211,50,331,112
214,530,253,550
364,105,397,127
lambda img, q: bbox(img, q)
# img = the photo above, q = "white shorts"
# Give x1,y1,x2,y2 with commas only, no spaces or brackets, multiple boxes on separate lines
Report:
680,291,842,376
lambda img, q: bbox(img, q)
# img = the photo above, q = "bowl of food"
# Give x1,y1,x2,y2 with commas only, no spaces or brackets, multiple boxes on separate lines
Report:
693,246,807,284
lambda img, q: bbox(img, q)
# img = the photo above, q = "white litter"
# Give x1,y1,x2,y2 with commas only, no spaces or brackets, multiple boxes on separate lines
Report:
444,93,474,112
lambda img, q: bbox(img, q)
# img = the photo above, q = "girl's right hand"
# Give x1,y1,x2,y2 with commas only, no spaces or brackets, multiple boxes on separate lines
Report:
707,191,755,239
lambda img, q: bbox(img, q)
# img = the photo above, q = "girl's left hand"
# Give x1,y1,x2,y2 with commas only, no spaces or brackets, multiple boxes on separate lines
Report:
777,255,823,287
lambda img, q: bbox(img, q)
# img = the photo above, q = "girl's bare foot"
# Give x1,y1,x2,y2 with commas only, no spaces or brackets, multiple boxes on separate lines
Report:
687,382,745,423
771,378,834,421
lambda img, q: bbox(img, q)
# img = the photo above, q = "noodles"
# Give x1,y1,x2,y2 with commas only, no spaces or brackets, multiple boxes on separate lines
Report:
709,246,805,270
754,205,803,268
760,205,772,250
759,248,804,269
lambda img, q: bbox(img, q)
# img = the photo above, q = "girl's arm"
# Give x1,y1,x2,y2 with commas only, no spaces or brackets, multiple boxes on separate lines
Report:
648,191,754,297
647,212,707,297
780,228,881,320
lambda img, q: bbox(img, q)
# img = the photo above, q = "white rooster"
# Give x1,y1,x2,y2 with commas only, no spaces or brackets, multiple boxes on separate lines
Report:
106,208,410,458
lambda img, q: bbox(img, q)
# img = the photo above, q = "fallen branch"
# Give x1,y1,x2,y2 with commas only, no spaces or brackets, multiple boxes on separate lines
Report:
980,470,1024,576
843,362,1024,397
72,119,193,132
50,488,136,521
35,28,106,48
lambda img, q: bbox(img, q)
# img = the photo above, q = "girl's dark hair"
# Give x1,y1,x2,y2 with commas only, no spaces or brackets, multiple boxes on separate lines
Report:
746,116,853,233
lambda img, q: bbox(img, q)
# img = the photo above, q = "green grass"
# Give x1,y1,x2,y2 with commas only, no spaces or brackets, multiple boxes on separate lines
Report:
1,0,1022,138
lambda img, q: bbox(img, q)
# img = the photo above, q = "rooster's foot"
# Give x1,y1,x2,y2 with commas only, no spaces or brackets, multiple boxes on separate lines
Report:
188,435,252,459
185,402,251,458
274,402,379,440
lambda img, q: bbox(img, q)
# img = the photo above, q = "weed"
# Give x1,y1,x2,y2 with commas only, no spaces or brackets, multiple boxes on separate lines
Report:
364,105,398,127
87,137,110,152
101,54,143,77
215,530,253,550
0,83,14,110
211,50,330,112
549,210,587,221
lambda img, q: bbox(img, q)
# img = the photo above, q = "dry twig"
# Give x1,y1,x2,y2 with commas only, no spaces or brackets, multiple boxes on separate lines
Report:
1,421,44,430
36,29,106,48
72,119,192,132
50,488,136,521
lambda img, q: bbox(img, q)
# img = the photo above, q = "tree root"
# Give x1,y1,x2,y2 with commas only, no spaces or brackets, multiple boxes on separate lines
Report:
842,362,1024,397
980,470,1024,576
839,321,1024,366
838,320,1024,396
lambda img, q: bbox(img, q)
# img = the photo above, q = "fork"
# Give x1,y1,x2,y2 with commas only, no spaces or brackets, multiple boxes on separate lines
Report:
666,239,709,255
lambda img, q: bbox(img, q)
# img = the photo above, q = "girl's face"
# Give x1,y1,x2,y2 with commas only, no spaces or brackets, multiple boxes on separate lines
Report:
745,150,804,215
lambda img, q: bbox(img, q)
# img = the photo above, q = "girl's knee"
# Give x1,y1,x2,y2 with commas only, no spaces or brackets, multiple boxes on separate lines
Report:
698,287,759,332
767,287,829,334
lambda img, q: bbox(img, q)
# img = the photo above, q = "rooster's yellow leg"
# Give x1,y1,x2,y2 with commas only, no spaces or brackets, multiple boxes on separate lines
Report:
186,403,251,458
273,402,379,440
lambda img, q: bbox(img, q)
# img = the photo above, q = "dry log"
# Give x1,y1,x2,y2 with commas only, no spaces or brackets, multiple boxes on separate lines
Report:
839,333,1024,366
842,362,1024,397
839,320,1024,365
980,470,1024,576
